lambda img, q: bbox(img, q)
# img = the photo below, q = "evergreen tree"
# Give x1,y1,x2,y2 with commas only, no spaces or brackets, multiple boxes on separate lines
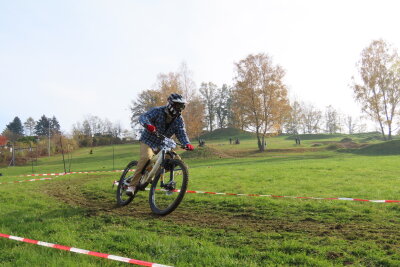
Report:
6,116,24,136
35,115,50,136
51,116,61,134
35,115,61,136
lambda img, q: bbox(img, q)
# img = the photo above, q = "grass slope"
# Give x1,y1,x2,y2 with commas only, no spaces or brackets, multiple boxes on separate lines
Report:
285,133,345,140
352,140,400,155
199,128,256,140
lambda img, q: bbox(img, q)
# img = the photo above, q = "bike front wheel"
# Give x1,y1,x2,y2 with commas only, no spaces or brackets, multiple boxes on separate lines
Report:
116,160,138,206
149,159,189,215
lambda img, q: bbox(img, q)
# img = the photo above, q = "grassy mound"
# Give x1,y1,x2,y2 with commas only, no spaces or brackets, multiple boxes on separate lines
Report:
346,132,386,142
199,127,256,140
285,134,344,140
181,145,233,159
352,140,400,155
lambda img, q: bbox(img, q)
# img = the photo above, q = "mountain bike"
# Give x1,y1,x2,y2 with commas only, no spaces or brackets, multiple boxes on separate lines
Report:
116,133,190,215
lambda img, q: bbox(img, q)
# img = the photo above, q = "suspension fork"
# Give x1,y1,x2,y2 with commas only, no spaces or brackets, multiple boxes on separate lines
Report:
160,150,176,188
160,150,167,187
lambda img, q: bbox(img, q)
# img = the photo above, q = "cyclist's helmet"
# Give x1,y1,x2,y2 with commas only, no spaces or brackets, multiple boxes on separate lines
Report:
167,93,186,117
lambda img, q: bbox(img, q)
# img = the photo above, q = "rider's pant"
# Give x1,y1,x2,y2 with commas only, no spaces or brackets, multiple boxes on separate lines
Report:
130,142,154,187
129,142,181,187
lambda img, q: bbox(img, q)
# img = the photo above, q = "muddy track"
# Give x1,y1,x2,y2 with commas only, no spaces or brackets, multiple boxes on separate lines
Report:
41,175,400,251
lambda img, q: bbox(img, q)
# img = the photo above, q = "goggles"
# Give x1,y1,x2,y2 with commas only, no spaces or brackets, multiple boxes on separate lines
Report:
173,102,186,110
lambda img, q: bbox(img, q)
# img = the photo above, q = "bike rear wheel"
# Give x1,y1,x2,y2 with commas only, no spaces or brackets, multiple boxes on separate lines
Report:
116,160,138,206
149,159,189,215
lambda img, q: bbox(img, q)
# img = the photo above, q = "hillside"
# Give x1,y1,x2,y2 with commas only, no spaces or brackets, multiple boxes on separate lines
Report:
285,133,345,140
351,140,400,155
199,127,256,140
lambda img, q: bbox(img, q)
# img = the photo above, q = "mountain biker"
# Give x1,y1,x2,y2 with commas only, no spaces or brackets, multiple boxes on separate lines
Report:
126,93,194,196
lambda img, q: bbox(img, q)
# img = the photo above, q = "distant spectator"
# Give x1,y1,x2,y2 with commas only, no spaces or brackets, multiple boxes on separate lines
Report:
229,138,232,144
295,137,301,145
199,139,206,147
235,138,240,144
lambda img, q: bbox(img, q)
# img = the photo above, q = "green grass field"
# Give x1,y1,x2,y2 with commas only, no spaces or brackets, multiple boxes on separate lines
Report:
1,132,400,266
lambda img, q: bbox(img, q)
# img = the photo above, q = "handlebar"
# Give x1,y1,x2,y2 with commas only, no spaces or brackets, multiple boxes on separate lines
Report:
154,131,187,150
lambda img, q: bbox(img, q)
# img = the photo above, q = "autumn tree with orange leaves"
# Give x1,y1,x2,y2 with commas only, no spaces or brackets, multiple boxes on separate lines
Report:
234,53,290,151
130,64,204,139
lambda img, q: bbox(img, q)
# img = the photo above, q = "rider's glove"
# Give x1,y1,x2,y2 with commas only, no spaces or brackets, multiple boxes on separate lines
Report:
185,144,194,151
146,124,156,133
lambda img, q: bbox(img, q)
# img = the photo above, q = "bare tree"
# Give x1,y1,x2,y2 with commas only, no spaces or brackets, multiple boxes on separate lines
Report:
284,100,303,134
199,82,218,132
130,89,162,126
301,103,322,134
112,121,122,138
324,105,342,134
351,39,400,140
179,62,196,102
345,115,357,134
85,115,103,136
103,119,114,135
24,117,36,136
215,84,230,128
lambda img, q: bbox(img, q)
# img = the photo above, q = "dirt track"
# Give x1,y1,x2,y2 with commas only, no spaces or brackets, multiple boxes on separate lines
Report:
40,174,400,253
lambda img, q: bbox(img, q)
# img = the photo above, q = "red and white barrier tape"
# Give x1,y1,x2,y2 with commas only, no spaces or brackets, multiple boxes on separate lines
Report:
0,233,172,266
112,181,400,204
0,178,52,185
3,177,399,204
4,169,135,179
0,170,135,186
179,189,400,203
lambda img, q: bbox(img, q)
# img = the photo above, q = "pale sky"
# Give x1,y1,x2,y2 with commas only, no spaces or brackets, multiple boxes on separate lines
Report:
1,0,400,133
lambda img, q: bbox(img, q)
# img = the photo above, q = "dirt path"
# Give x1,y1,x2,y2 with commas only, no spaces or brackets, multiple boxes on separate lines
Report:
41,175,400,252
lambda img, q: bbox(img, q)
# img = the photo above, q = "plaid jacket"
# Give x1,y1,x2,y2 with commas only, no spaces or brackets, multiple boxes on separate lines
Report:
139,106,190,150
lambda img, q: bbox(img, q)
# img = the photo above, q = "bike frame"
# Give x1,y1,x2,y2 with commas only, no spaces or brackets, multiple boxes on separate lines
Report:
140,133,182,186
142,148,169,184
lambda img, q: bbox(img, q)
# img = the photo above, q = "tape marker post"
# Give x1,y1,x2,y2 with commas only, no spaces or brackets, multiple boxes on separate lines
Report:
0,233,172,267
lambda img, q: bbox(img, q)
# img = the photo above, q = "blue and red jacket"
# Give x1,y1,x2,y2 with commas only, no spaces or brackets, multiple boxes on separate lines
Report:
139,106,190,150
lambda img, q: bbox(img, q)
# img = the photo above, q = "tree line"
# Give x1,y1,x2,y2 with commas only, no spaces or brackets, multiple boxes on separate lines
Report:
130,39,400,151
71,115,133,147
2,115,61,142
0,115,65,166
